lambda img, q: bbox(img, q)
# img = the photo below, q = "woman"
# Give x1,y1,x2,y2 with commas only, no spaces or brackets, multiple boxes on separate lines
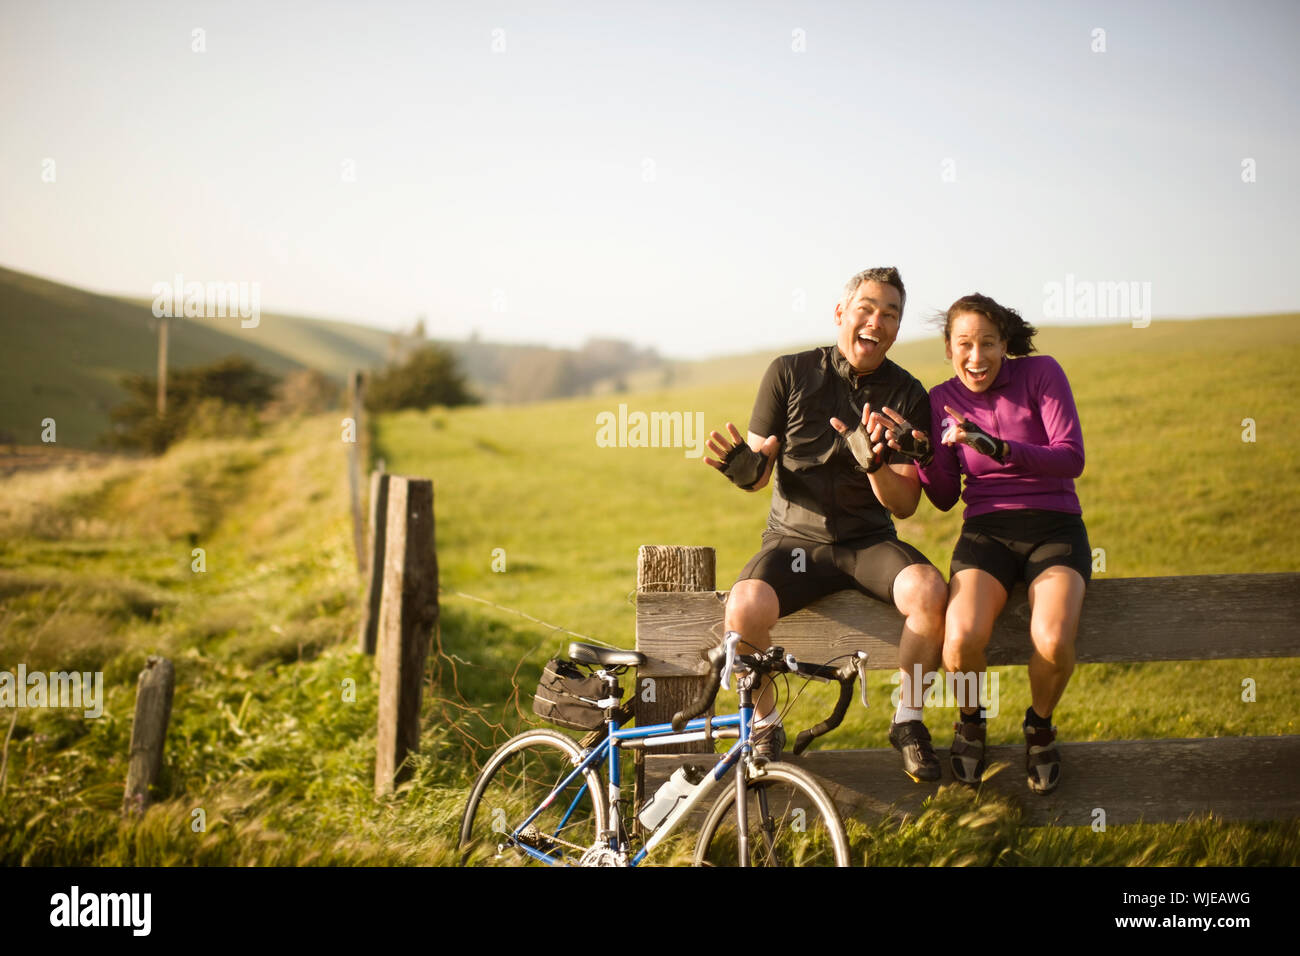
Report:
886,293,1088,793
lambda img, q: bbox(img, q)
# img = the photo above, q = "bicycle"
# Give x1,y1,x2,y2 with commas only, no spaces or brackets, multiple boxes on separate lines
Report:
458,632,869,867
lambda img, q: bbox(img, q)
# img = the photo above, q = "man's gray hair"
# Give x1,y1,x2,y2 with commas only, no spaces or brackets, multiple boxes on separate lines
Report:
842,267,906,314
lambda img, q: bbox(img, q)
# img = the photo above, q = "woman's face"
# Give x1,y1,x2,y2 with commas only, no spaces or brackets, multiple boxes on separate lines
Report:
946,311,1006,393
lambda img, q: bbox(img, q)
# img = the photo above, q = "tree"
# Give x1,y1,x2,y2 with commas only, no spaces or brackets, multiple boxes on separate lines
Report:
364,344,477,413
107,355,278,453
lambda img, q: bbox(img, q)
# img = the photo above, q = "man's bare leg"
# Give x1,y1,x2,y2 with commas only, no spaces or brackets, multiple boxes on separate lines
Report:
723,578,780,719
893,563,947,709
888,563,948,781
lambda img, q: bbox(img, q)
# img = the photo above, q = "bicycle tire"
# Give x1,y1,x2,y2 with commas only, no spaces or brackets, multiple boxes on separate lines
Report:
692,761,852,867
459,728,607,866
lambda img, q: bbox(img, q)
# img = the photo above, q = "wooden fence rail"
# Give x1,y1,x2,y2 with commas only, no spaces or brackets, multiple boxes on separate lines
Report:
636,546,1300,826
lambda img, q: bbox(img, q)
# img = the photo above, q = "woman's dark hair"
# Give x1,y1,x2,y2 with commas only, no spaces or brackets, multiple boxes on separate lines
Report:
940,293,1037,356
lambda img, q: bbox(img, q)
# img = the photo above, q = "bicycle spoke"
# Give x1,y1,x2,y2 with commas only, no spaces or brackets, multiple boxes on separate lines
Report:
460,731,606,866
694,762,850,867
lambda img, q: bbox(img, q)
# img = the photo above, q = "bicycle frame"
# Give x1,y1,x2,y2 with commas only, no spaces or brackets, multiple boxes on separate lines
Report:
505,707,755,867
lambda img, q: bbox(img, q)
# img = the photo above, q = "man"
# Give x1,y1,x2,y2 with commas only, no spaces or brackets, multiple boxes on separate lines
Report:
704,267,947,781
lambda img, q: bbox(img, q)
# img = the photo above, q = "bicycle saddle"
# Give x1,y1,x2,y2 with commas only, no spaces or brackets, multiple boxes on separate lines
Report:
569,642,646,667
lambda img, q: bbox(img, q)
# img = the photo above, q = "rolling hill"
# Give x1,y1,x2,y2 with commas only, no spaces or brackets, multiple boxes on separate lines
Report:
0,265,661,447
0,265,420,448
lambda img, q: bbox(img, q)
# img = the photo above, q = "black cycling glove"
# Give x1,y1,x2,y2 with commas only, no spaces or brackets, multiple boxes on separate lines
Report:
844,422,886,474
884,417,933,466
721,442,768,489
945,417,1007,463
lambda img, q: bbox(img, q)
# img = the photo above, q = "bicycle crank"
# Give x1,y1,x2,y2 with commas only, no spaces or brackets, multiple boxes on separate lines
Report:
578,845,628,867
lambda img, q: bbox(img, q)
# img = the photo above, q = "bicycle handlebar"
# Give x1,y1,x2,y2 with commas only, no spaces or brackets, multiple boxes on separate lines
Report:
671,644,729,733
670,645,868,747
792,666,856,755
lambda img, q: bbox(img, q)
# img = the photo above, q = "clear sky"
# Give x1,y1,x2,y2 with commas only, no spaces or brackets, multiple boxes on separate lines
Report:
2,0,1297,358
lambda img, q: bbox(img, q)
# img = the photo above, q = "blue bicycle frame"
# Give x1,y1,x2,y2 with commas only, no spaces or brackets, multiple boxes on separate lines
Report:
505,709,753,867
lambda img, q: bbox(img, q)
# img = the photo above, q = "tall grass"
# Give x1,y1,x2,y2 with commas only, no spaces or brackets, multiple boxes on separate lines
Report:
1,316,1296,865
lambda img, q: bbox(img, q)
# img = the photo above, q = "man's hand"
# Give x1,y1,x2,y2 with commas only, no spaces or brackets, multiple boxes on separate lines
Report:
830,402,887,474
832,402,922,516
940,404,1008,463
704,422,779,490
878,405,933,466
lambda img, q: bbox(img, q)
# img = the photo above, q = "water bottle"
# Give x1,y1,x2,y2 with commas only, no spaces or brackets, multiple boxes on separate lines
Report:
638,764,706,832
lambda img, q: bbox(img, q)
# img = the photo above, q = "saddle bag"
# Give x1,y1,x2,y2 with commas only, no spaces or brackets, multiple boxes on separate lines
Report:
533,659,619,731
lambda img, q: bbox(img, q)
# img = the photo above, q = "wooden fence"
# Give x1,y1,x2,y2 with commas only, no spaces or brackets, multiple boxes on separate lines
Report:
636,545,1300,826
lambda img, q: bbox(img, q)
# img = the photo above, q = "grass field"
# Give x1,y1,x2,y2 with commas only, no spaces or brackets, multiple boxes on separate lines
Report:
1,314,1297,865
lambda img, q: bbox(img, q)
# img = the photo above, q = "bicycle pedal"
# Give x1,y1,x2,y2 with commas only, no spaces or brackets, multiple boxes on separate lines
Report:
745,756,773,776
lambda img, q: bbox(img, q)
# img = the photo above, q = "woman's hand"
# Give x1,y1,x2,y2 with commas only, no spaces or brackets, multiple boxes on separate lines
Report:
941,405,1008,463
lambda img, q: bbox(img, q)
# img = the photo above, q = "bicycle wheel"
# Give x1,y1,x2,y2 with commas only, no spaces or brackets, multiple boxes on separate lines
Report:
459,729,607,866
693,761,852,867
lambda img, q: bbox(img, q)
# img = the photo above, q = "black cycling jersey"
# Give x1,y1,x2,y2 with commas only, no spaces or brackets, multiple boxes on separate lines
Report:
748,345,931,544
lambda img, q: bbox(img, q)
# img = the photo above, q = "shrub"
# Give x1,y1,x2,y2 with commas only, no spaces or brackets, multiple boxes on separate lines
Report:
364,344,476,413
107,356,278,453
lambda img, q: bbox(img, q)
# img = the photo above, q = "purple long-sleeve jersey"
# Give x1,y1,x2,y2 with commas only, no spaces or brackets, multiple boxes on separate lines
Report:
918,354,1084,518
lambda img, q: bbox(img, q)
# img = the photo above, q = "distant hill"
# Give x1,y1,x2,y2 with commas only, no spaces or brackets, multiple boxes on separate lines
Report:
0,266,420,447
0,265,662,447
626,312,1300,394
5,263,1290,449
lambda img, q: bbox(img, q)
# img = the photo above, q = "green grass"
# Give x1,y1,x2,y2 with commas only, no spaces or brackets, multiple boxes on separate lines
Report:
0,314,1296,865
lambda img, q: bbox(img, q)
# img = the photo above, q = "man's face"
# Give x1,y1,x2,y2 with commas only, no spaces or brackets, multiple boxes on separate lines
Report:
834,279,901,373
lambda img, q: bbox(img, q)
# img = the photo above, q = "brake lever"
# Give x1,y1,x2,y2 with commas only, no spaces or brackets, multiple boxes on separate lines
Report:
855,651,869,708
721,631,742,691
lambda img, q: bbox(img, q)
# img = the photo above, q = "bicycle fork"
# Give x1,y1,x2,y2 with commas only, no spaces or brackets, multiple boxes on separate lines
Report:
734,700,753,866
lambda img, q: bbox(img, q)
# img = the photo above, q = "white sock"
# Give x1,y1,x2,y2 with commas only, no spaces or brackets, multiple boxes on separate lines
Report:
753,709,782,729
894,704,923,725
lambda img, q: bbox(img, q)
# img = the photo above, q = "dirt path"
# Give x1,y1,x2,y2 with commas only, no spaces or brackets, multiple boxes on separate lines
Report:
0,445,128,477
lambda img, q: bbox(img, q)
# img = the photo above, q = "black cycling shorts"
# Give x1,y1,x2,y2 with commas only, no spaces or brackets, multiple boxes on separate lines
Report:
950,509,1091,595
735,532,935,618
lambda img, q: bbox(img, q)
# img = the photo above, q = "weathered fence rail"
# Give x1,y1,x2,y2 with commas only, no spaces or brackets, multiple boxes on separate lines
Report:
636,545,1300,826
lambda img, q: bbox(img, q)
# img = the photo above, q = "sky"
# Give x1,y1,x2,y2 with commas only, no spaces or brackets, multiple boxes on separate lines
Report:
2,0,1297,358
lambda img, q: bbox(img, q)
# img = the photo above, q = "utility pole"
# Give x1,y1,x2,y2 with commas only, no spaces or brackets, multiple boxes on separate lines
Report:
348,370,366,574
156,317,169,416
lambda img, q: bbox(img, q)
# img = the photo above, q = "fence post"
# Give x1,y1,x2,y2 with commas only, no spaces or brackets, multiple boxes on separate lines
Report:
123,656,175,815
347,370,366,575
634,545,715,819
374,477,439,797
358,467,390,655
